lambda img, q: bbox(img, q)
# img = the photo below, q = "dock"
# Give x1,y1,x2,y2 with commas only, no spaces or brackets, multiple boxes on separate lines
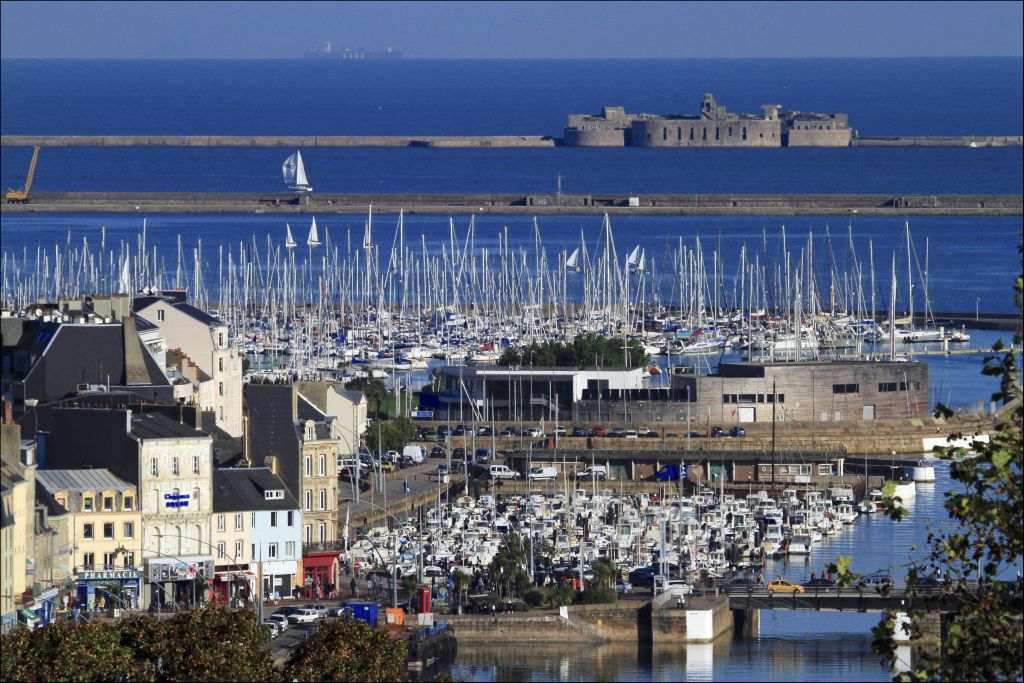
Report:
3,191,1021,216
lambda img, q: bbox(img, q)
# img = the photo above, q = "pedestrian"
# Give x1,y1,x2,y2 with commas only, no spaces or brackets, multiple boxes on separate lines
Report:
273,590,280,605
350,577,358,597
811,571,816,582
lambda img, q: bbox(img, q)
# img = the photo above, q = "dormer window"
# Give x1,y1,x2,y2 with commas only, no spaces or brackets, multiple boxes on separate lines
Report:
264,489,284,500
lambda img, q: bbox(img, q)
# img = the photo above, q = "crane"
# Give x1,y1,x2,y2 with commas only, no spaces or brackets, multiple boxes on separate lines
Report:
5,145,41,204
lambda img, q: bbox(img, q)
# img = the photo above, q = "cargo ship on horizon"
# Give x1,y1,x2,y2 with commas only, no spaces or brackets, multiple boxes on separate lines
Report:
304,41,402,59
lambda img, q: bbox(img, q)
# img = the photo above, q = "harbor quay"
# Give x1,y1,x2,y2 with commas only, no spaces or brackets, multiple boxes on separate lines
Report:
2,191,1021,216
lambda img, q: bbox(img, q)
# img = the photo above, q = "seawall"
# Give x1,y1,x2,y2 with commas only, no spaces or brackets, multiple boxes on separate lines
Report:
852,135,1023,147
3,192,1020,216
0,135,557,148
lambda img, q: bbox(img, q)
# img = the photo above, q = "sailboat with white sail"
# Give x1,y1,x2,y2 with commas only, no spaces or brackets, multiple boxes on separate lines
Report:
282,151,313,193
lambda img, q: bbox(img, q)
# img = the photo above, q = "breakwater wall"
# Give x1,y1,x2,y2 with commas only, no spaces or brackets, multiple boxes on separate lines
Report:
3,192,1020,216
852,135,1023,147
0,135,557,148
3,134,1020,148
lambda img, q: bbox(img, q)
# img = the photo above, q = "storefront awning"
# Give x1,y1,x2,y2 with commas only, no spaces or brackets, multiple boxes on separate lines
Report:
213,571,254,579
18,609,38,620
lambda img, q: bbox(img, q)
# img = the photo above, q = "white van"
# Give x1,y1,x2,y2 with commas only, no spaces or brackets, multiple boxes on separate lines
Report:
489,465,519,480
574,466,608,481
403,445,427,464
528,466,557,482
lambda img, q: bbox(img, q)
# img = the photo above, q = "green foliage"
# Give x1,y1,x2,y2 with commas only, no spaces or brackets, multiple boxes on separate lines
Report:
544,585,577,608
591,557,617,589
867,248,1023,682
284,616,407,682
576,585,618,605
364,416,418,455
489,532,531,599
497,333,649,369
523,586,546,607
0,606,278,682
345,376,390,419
0,620,144,682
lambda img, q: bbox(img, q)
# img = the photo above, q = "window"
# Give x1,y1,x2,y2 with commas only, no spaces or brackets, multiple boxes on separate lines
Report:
270,511,278,527
738,394,756,403
83,497,93,512
123,552,134,568
676,126,681,141
217,514,225,532
742,126,747,140
171,457,179,476
103,522,114,539
123,522,134,539
103,552,116,568
103,496,113,512
287,511,294,527
286,541,295,558
715,127,720,140
252,543,256,560
251,512,255,527
304,490,312,511
217,542,226,559
268,542,278,559
879,381,920,392
318,455,325,477
305,456,312,477
82,552,94,569
218,357,224,373
234,540,243,560
192,456,200,475
218,382,224,397
689,128,695,141
662,127,667,141
305,525,312,543
157,309,165,321
83,523,94,539
318,523,326,543
123,496,133,511
218,332,225,347
150,458,158,477
817,463,832,475
832,383,859,394
879,382,898,392
319,489,326,510
728,126,733,136
702,127,707,141
723,394,737,404
192,488,200,507
234,513,243,531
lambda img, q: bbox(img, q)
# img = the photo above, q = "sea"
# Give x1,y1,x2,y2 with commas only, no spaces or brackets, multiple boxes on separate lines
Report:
2,57,1022,681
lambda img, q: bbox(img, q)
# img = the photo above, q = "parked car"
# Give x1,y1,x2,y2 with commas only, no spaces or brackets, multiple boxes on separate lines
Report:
766,578,804,594
588,427,606,437
453,425,467,436
488,465,519,480
574,466,608,481
267,613,290,632
436,425,452,437
552,425,566,436
711,426,727,438
306,604,329,619
624,430,639,439
430,445,446,458
474,448,494,464
437,463,450,476
730,426,747,438
685,431,703,438
327,605,352,618
421,429,440,442
452,447,467,460
449,460,466,474
857,573,895,590
615,579,633,594
287,608,320,624
528,466,557,482
609,427,627,438
478,426,494,436
500,426,521,437
524,427,543,438
402,445,427,464
653,464,685,482
377,458,396,473
726,577,764,591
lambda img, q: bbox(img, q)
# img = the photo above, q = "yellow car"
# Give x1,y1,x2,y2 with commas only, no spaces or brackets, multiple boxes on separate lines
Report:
766,578,804,594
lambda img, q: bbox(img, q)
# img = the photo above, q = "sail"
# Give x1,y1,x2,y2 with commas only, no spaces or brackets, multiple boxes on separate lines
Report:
565,247,580,271
637,249,646,273
282,152,298,185
294,151,309,187
285,223,297,249
626,245,641,267
307,216,321,247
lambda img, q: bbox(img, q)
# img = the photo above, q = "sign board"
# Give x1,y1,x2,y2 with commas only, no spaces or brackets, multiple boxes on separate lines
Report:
164,493,190,509
79,569,144,582
410,410,434,419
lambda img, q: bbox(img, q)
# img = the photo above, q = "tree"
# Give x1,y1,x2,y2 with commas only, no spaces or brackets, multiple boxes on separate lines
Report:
1,620,144,682
364,416,418,455
497,334,649,369
489,532,531,599
285,616,407,682
346,376,390,419
155,605,279,681
832,251,1023,681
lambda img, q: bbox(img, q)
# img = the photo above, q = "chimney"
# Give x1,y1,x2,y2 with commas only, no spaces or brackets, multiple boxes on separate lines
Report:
242,414,251,467
264,455,278,476
2,397,11,425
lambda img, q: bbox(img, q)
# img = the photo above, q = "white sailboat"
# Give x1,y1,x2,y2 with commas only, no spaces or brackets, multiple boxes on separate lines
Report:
565,247,580,272
285,224,297,249
282,151,313,193
306,217,321,247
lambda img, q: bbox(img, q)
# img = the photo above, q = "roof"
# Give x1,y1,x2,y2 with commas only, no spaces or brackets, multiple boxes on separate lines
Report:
296,393,326,421
133,315,158,333
36,468,135,494
134,296,222,327
244,384,300,497
212,467,300,513
130,412,209,440
332,387,365,404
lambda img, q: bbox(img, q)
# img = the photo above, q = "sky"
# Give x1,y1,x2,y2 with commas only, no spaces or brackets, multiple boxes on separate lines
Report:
1,0,1022,59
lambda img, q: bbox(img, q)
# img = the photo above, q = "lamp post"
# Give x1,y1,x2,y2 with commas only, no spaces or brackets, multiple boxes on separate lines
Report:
338,497,414,608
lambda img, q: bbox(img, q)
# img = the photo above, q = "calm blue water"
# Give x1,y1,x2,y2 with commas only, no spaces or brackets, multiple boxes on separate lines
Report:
1,58,1022,194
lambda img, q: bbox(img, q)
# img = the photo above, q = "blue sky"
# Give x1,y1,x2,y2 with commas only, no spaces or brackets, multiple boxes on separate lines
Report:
1,1,1022,59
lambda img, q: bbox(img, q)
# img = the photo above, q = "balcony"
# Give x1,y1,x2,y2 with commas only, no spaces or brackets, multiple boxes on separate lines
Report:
302,540,346,555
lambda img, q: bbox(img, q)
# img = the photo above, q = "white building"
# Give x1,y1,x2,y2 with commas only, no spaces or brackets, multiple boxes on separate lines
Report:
133,294,243,437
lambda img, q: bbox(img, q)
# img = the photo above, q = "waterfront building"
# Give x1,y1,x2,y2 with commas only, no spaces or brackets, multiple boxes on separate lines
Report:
210,467,302,606
133,291,244,437
244,384,342,592
294,380,369,456
35,468,144,611
564,93,850,147
0,312,172,419
0,412,35,631
422,366,645,421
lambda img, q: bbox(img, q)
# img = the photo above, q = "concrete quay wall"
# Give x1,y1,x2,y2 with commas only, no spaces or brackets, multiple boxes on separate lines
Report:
4,192,1020,216
852,135,1023,147
0,135,557,148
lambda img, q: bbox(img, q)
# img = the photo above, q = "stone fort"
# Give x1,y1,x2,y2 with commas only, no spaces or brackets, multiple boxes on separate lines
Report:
564,93,850,147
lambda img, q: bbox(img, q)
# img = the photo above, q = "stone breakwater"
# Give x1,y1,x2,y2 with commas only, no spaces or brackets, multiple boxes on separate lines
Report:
3,192,1020,216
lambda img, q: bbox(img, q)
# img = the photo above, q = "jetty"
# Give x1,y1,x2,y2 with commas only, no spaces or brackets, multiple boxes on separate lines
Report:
2,191,1020,216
